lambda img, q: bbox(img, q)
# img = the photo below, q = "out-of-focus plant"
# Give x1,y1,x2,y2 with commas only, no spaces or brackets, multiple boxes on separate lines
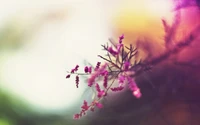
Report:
66,0,200,120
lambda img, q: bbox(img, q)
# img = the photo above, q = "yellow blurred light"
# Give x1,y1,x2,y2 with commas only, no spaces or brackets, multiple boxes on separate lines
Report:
111,0,174,59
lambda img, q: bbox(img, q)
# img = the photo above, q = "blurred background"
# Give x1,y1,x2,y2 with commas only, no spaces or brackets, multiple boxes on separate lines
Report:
1,0,197,125
0,0,114,125
0,0,125,124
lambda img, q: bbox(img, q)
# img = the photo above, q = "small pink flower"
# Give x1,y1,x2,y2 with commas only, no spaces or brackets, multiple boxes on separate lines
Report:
95,62,101,71
97,90,105,98
88,75,95,87
127,77,137,90
95,83,101,92
127,77,142,98
84,66,89,73
117,43,123,52
71,69,75,73
81,100,89,110
88,72,98,87
95,102,103,108
88,66,92,74
103,75,108,88
119,34,124,43
87,64,107,87
66,74,70,78
108,47,118,56
100,70,108,76
73,114,80,120
98,63,108,75
118,75,125,84
75,65,79,71
76,75,79,88
133,88,142,99
111,86,124,92
124,61,130,71
71,65,79,73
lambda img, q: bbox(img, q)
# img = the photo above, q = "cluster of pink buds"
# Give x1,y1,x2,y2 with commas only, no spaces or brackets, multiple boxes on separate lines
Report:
84,66,92,73
66,34,148,119
106,34,124,56
73,100,103,119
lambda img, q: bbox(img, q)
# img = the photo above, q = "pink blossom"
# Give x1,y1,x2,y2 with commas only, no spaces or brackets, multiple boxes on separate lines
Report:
95,102,103,108
97,90,105,98
70,65,79,73
119,34,124,43
88,74,96,87
111,86,124,92
118,75,125,84
71,69,75,73
81,100,89,110
124,61,130,71
66,74,70,78
95,62,101,71
84,66,89,73
75,65,79,71
100,70,108,76
133,88,142,99
127,77,137,90
117,43,123,52
108,47,118,56
103,75,108,88
127,77,142,98
95,83,101,92
99,63,108,72
129,82,137,91
87,65,106,87
73,114,80,120
88,66,92,74
76,75,79,88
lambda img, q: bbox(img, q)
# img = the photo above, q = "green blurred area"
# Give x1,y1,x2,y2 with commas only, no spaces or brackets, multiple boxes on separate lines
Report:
0,87,88,125
0,22,26,50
